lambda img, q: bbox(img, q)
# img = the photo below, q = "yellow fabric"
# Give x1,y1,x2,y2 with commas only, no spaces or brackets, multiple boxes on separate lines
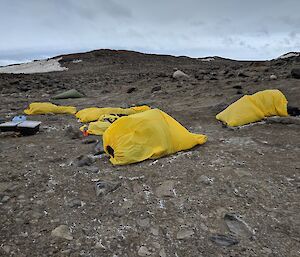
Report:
103,109,207,165
24,102,77,115
76,105,151,123
80,121,111,136
216,89,288,127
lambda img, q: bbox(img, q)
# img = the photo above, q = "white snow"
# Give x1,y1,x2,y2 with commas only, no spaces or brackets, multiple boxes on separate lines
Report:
277,52,300,59
0,57,68,74
199,57,215,62
72,59,82,63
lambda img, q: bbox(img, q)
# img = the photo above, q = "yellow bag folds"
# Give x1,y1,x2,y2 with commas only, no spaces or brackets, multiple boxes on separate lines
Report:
80,121,111,136
24,102,77,115
216,89,288,127
76,106,151,123
103,109,207,165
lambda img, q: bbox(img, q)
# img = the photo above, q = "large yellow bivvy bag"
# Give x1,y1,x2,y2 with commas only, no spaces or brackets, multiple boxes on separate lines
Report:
24,102,77,115
216,89,288,127
103,109,207,165
76,106,151,123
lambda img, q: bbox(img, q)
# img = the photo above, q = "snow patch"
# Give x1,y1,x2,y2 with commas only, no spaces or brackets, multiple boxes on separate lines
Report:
72,59,82,63
199,57,215,62
0,57,68,74
277,52,300,59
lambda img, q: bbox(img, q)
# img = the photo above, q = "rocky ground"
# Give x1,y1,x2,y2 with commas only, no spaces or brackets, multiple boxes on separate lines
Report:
0,50,299,257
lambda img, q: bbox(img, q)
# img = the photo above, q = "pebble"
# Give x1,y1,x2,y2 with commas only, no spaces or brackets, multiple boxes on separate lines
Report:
51,225,73,240
1,195,10,203
85,166,99,173
155,180,175,197
66,199,83,208
159,248,166,257
150,227,159,236
2,245,11,254
270,74,277,80
137,218,150,228
199,175,214,185
176,229,194,239
77,154,96,167
95,180,121,197
210,234,239,246
151,86,162,93
138,246,151,256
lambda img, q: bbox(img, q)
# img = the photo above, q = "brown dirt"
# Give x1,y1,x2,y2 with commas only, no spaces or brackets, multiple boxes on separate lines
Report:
0,50,299,257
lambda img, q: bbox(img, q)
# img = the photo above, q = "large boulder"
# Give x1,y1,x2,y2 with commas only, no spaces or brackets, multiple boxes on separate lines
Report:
172,70,189,80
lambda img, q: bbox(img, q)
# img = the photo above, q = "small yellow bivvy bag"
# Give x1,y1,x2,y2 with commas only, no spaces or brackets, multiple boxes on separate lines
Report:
216,89,288,127
24,102,77,115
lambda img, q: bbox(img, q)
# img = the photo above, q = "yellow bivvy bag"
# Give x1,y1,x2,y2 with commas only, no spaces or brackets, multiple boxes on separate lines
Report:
76,106,151,123
216,89,288,127
103,109,207,165
24,102,77,115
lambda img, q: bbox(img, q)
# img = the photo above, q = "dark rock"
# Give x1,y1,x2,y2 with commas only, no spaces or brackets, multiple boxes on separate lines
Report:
65,126,82,140
224,213,253,238
81,138,97,144
66,199,82,208
94,139,104,155
151,86,161,93
232,85,242,89
237,72,249,78
210,234,239,246
291,68,300,79
127,87,136,93
85,166,99,173
76,155,96,167
95,180,121,197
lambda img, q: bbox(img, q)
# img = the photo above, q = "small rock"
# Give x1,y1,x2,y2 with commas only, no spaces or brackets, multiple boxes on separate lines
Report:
81,138,97,144
95,181,121,197
137,218,150,228
291,68,300,79
199,175,213,185
94,139,104,155
1,195,10,203
224,213,253,238
210,234,239,246
176,229,194,239
173,70,189,80
65,126,82,139
232,85,242,89
0,182,13,193
127,87,136,93
51,225,73,240
159,248,166,257
270,74,277,80
262,247,273,255
150,227,159,236
138,246,151,256
237,71,249,78
85,166,99,173
151,86,161,93
155,180,175,197
66,199,82,208
2,245,11,254
76,155,96,167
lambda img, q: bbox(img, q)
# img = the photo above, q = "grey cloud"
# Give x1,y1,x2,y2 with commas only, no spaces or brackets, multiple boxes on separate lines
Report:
0,0,299,63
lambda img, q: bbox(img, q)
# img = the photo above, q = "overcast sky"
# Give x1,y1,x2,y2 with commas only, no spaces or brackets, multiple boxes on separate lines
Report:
0,0,299,65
